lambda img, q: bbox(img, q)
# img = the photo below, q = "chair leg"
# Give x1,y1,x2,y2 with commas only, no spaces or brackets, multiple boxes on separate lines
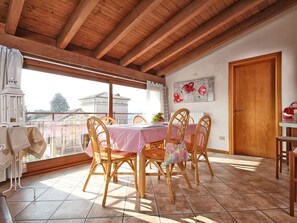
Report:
133,157,138,191
102,163,112,207
83,159,96,191
204,152,214,177
157,162,161,180
194,159,199,184
166,165,175,204
113,163,118,182
177,162,191,189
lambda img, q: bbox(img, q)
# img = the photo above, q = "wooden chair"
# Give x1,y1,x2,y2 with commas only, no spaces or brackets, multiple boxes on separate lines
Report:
82,116,138,207
186,115,213,184
132,115,147,124
100,116,119,125
143,108,192,204
276,136,297,178
189,116,195,123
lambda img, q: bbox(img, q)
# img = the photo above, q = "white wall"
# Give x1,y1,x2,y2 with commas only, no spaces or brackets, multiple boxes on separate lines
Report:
166,6,297,151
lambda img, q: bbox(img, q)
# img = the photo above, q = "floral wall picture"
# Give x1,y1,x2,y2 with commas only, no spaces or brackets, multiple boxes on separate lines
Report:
173,76,214,103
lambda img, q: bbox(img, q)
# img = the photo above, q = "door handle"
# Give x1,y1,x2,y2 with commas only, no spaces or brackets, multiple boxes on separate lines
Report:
234,109,243,112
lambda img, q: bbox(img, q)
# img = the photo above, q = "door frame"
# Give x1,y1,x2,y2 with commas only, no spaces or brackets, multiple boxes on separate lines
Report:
228,52,282,155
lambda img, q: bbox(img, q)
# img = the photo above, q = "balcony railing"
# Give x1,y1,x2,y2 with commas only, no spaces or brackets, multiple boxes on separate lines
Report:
25,111,143,162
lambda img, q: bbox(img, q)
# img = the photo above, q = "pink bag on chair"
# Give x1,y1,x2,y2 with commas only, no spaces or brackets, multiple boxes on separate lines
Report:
164,141,189,165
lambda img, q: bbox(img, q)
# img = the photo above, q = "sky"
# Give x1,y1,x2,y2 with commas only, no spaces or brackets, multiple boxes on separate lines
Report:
21,69,146,113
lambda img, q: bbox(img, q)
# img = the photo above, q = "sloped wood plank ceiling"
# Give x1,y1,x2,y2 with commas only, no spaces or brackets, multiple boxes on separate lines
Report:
0,0,296,84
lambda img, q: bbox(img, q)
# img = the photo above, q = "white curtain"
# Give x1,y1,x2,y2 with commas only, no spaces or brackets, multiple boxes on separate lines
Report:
0,45,23,91
146,81,164,122
0,45,23,182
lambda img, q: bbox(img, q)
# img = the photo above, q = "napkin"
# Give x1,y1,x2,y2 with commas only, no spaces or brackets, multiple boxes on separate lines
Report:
27,127,47,159
7,127,31,153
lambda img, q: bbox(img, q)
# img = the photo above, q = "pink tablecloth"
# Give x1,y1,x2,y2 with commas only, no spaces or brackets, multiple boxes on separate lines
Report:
85,123,196,156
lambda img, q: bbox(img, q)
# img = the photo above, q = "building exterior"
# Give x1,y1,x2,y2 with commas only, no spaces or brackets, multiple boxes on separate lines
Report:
79,92,130,123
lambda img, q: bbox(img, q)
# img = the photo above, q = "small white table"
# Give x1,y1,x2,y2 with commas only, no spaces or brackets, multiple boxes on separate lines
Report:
279,119,297,169
279,119,297,129
279,120,297,151
0,126,46,196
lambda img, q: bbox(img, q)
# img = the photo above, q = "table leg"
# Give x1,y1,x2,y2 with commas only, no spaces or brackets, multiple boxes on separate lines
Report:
139,152,146,198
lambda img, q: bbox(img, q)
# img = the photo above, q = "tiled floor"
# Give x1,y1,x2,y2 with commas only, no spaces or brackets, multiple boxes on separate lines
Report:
1,153,297,223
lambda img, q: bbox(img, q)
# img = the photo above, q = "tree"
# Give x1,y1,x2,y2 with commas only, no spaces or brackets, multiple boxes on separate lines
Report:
50,93,69,112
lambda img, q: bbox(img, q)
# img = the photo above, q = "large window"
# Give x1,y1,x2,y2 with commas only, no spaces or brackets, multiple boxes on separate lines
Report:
21,69,147,164
113,84,146,124
22,69,109,161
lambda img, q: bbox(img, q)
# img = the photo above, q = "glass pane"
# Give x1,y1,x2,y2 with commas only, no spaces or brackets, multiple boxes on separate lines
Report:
112,84,146,124
21,69,109,162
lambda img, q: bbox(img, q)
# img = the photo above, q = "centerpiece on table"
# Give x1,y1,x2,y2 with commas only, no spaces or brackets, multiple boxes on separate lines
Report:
152,112,164,123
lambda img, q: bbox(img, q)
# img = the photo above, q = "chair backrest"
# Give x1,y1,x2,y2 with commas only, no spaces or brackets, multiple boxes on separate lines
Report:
189,116,195,123
100,116,119,125
87,116,111,163
132,115,147,124
192,115,211,153
166,108,190,144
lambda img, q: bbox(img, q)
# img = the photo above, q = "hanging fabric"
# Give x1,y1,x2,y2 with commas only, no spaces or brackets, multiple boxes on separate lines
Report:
0,45,23,91
146,81,164,122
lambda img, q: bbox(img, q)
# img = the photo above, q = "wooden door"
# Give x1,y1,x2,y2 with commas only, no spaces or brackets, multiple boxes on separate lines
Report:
229,53,281,159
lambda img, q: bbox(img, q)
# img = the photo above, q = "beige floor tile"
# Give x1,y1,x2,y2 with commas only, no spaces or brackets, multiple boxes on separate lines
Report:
195,212,236,223
36,187,73,201
7,201,31,217
250,180,287,193
7,187,47,201
263,208,297,223
203,182,235,195
156,196,193,216
14,220,47,223
177,182,209,196
185,194,224,214
124,196,158,215
230,210,274,223
20,176,57,188
50,200,94,219
214,193,257,211
14,201,63,220
267,192,294,207
85,217,123,223
66,186,99,200
47,219,85,223
160,213,197,223
124,215,160,223
88,196,125,218
242,193,288,210
225,181,263,194
152,180,182,197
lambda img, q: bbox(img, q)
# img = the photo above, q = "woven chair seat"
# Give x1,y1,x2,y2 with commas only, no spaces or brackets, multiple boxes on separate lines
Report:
143,148,164,160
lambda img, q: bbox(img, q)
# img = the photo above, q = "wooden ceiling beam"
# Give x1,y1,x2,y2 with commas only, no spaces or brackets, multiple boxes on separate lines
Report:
94,0,162,59
57,0,99,49
141,0,262,72
119,0,214,67
0,32,165,84
5,0,25,35
158,0,297,76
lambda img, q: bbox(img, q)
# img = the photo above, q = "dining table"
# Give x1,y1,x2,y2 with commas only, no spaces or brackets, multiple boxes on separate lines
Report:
85,123,197,198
